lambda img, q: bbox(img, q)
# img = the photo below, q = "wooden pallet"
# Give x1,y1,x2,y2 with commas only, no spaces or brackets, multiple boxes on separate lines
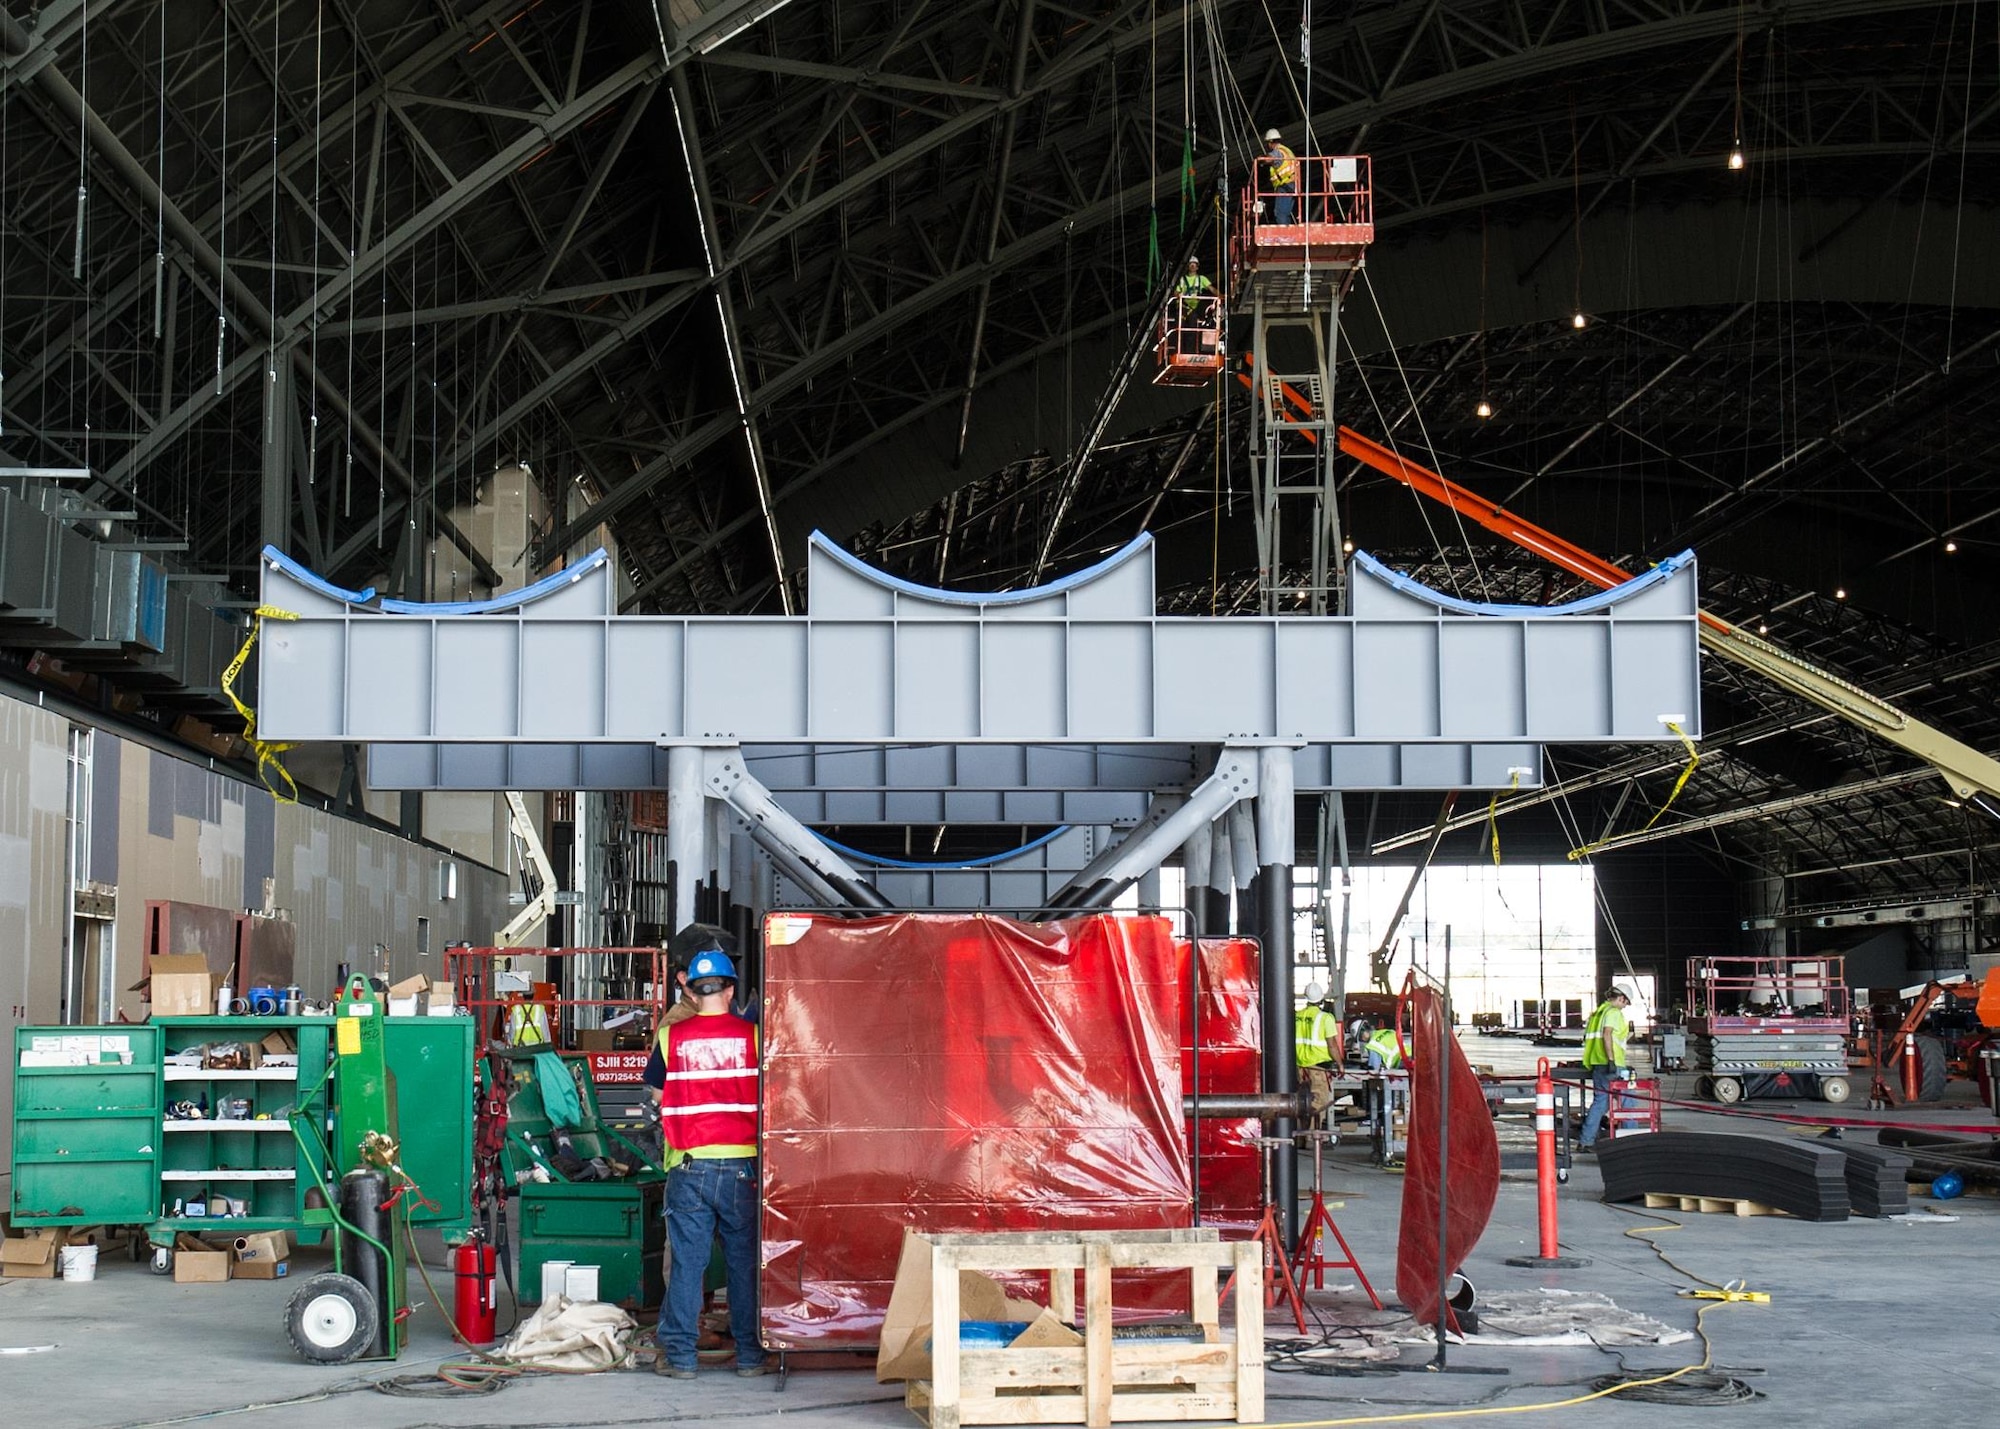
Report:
902,1229,1263,1428
1643,1192,1790,1218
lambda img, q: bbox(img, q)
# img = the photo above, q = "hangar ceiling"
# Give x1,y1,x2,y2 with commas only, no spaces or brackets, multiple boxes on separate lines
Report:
1,0,1997,919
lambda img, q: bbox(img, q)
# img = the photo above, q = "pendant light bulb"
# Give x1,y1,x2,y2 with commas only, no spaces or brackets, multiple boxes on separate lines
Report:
1727,146,1745,171
1475,399,1493,419
1945,539,1958,554
1571,311,1587,330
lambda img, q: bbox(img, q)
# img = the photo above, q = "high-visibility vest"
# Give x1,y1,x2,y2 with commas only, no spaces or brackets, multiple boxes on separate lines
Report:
1582,1001,1628,1069
1266,142,1296,187
1176,273,1214,299
656,1013,758,1154
1365,1028,1402,1069
1295,1006,1336,1068
505,1001,552,1046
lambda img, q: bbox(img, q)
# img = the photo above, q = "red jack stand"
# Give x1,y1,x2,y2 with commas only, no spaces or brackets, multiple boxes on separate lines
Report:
1293,1130,1382,1307
1222,1135,1309,1335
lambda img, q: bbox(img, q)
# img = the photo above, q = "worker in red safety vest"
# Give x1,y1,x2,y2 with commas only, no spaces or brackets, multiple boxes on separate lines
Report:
645,947,769,1380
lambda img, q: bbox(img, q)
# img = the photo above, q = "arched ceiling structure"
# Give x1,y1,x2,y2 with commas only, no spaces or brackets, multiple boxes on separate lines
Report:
2,0,1998,919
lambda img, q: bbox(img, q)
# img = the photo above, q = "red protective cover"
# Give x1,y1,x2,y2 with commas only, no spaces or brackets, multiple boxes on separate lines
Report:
759,912,1193,1350
1395,985,1501,1329
1180,937,1262,1232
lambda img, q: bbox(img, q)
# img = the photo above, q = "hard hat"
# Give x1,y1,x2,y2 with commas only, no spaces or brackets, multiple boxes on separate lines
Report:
1264,128,1282,142
1303,980,1327,1003
1187,255,1200,266
685,949,738,990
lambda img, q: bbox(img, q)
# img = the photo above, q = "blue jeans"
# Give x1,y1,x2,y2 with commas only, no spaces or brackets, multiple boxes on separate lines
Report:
658,1157,763,1372
1272,188,1297,223
1580,1066,1630,1146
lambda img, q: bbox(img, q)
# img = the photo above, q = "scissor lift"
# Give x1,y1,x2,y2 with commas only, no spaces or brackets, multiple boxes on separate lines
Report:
1232,154,1374,615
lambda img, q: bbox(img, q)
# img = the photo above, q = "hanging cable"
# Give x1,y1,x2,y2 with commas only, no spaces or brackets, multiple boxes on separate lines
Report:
266,0,281,450
154,1,166,340
308,1,323,489
216,6,229,394
73,0,88,281
1566,723,1700,863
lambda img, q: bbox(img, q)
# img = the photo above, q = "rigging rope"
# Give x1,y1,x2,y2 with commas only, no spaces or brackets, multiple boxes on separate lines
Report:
220,607,302,803
1566,722,1700,863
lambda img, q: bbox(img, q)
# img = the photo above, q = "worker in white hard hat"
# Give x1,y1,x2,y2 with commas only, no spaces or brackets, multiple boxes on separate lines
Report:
1262,127,1298,223
1294,980,1339,1125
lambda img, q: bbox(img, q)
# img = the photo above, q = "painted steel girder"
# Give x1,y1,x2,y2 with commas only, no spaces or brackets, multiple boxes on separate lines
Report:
256,530,1699,758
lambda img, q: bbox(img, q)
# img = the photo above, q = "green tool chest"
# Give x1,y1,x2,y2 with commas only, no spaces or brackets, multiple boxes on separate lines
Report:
520,1179,665,1309
10,1027,163,1225
10,1017,473,1237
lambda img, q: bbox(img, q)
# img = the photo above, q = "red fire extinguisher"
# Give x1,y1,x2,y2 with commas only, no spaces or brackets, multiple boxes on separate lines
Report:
452,1235,498,1346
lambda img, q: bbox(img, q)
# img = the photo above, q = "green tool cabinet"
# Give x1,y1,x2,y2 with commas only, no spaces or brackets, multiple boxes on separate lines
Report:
9,1017,473,1237
10,1027,164,1225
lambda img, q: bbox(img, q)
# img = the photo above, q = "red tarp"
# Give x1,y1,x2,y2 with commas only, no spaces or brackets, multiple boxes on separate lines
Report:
1395,984,1501,1328
1180,937,1263,1233
759,911,1194,1350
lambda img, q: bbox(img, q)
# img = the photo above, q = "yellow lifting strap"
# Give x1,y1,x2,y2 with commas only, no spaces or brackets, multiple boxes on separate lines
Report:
221,604,301,804
1484,767,1522,867
1681,1281,1770,1304
1567,721,1699,862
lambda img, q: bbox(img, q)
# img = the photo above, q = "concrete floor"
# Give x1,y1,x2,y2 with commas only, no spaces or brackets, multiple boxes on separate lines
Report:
4,1070,1995,1429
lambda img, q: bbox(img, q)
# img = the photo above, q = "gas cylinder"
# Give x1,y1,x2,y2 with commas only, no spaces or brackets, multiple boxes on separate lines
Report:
452,1237,498,1345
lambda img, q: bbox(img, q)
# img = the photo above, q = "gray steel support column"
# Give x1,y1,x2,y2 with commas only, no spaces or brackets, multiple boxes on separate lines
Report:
1256,745,1299,1244
1228,800,1258,936
752,851,776,920
1207,816,1234,936
1182,820,1215,936
702,748,890,908
728,830,756,970
1136,867,1162,914
706,796,731,923
666,745,706,936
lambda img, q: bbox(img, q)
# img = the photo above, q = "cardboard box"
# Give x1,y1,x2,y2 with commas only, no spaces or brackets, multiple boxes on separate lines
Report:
388,975,427,1017
876,1230,1044,1383
172,1234,233,1283
137,953,215,1017
232,1230,291,1279
0,1222,64,1280
572,1029,617,1052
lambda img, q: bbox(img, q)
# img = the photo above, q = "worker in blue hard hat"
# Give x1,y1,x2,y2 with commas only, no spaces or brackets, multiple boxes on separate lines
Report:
644,937,768,1381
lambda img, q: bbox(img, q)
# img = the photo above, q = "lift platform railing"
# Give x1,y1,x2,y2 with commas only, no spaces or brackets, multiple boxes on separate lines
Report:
1236,153,1373,268
1154,293,1226,386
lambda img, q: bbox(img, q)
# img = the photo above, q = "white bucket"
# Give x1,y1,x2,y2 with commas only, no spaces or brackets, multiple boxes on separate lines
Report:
59,1245,98,1282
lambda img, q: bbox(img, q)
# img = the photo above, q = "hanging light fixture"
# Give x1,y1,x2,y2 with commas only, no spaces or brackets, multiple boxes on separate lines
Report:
1756,621,1769,635
1475,399,1493,419
1727,145,1745,171
1945,538,1959,554
1834,587,1848,601
1571,311,1587,330
1341,538,1355,555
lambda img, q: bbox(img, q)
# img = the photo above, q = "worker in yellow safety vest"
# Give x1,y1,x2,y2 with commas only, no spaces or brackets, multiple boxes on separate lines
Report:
1364,1025,1403,1071
1578,988,1632,1150
1262,128,1298,223
1294,982,1339,1123
504,996,553,1046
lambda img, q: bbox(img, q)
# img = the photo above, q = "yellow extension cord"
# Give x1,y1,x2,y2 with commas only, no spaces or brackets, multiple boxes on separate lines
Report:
1260,1210,1758,1428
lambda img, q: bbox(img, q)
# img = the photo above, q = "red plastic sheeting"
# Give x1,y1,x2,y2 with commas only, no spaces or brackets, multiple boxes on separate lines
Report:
1395,985,1501,1329
759,912,1193,1350
1180,937,1262,1232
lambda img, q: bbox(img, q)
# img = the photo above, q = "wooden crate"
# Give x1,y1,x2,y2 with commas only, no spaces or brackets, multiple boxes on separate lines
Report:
905,1229,1263,1428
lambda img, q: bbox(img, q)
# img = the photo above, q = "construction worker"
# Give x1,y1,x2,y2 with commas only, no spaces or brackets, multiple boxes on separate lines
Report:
646,948,769,1381
1175,256,1216,318
1578,987,1633,1150
1364,1023,1403,1071
1262,128,1298,223
1295,981,1339,1122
